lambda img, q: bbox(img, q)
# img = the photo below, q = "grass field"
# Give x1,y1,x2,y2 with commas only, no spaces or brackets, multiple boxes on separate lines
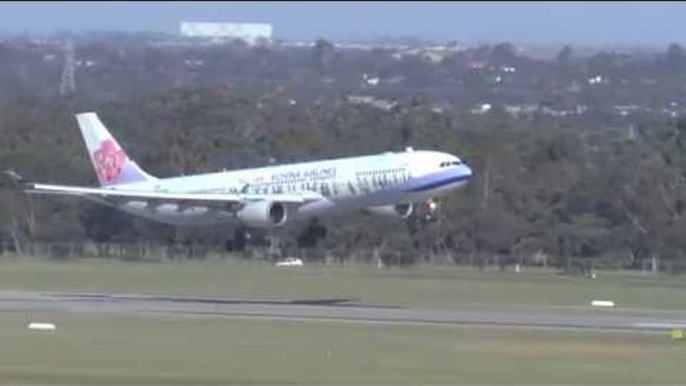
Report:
0,257,685,310
1,257,686,384
1,311,685,384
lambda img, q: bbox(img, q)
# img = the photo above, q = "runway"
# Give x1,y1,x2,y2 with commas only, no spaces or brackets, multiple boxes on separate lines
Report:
2,290,686,333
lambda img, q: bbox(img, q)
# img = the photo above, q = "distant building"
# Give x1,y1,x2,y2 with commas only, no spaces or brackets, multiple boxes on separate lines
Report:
179,22,273,45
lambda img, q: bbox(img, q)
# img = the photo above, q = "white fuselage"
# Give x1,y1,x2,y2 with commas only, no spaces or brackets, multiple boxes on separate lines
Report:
104,149,472,226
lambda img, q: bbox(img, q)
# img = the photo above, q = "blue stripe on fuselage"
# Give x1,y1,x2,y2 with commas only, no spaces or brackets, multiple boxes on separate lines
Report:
405,173,471,192
402,166,472,193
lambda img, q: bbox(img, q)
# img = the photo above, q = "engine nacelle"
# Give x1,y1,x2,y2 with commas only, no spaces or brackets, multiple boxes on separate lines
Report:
366,203,414,219
237,201,288,228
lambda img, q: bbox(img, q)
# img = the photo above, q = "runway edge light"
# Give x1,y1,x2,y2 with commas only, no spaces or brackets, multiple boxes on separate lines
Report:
28,322,56,331
591,300,615,307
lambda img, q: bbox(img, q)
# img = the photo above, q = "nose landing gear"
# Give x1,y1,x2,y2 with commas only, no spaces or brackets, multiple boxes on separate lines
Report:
423,199,439,223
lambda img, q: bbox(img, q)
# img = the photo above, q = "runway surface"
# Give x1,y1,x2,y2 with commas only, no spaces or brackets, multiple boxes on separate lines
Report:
2,290,686,333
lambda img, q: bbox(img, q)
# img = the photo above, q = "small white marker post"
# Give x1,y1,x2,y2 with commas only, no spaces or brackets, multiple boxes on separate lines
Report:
591,300,615,308
28,322,56,331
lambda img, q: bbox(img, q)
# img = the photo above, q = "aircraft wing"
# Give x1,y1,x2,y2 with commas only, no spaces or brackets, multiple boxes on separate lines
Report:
20,182,322,210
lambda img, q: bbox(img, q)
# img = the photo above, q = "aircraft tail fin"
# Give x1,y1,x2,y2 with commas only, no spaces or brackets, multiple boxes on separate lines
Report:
75,112,157,186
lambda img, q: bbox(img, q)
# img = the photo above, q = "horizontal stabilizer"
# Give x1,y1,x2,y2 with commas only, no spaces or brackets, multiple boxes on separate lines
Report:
2,170,30,189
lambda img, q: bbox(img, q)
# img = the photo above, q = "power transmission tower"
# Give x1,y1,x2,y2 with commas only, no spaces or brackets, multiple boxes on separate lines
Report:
59,40,76,97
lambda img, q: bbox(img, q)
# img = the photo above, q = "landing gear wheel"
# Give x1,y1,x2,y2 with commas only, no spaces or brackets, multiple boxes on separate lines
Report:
226,227,248,252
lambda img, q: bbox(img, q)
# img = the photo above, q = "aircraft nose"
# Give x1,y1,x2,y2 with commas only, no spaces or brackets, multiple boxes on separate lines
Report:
461,163,473,179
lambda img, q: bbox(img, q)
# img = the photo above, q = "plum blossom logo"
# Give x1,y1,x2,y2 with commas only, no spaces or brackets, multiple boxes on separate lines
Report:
93,140,125,183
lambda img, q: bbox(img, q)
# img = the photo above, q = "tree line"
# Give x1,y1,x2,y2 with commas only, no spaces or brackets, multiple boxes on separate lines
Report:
1,35,686,272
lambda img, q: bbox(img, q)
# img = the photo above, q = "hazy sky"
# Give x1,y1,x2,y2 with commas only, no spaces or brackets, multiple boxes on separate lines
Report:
0,1,684,45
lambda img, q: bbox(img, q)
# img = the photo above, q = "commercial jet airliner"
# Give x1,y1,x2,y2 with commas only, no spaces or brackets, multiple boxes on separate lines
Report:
8,112,472,228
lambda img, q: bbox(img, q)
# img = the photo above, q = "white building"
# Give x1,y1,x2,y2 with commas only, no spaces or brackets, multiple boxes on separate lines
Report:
180,22,273,45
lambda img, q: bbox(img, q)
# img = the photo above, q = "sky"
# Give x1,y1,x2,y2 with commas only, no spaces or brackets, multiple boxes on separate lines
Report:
0,1,684,45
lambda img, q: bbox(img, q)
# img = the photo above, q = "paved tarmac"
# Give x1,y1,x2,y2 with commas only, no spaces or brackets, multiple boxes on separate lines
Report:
1,290,685,333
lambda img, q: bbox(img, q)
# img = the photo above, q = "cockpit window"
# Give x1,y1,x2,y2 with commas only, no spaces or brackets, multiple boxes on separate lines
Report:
440,160,462,168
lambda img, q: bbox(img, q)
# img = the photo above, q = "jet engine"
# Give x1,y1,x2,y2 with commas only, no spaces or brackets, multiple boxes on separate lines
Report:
365,203,414,219
237,201,288,228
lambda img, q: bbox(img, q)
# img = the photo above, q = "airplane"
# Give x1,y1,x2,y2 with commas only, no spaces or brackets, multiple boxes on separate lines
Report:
6,112,473,229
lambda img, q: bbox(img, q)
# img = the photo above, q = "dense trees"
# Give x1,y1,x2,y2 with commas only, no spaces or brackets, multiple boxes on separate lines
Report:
5,89,682,271
2,35,686,271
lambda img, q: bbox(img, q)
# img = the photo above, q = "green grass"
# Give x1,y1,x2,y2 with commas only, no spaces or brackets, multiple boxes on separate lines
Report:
0,257,685,311
1,258,686,384
1,311,685,384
